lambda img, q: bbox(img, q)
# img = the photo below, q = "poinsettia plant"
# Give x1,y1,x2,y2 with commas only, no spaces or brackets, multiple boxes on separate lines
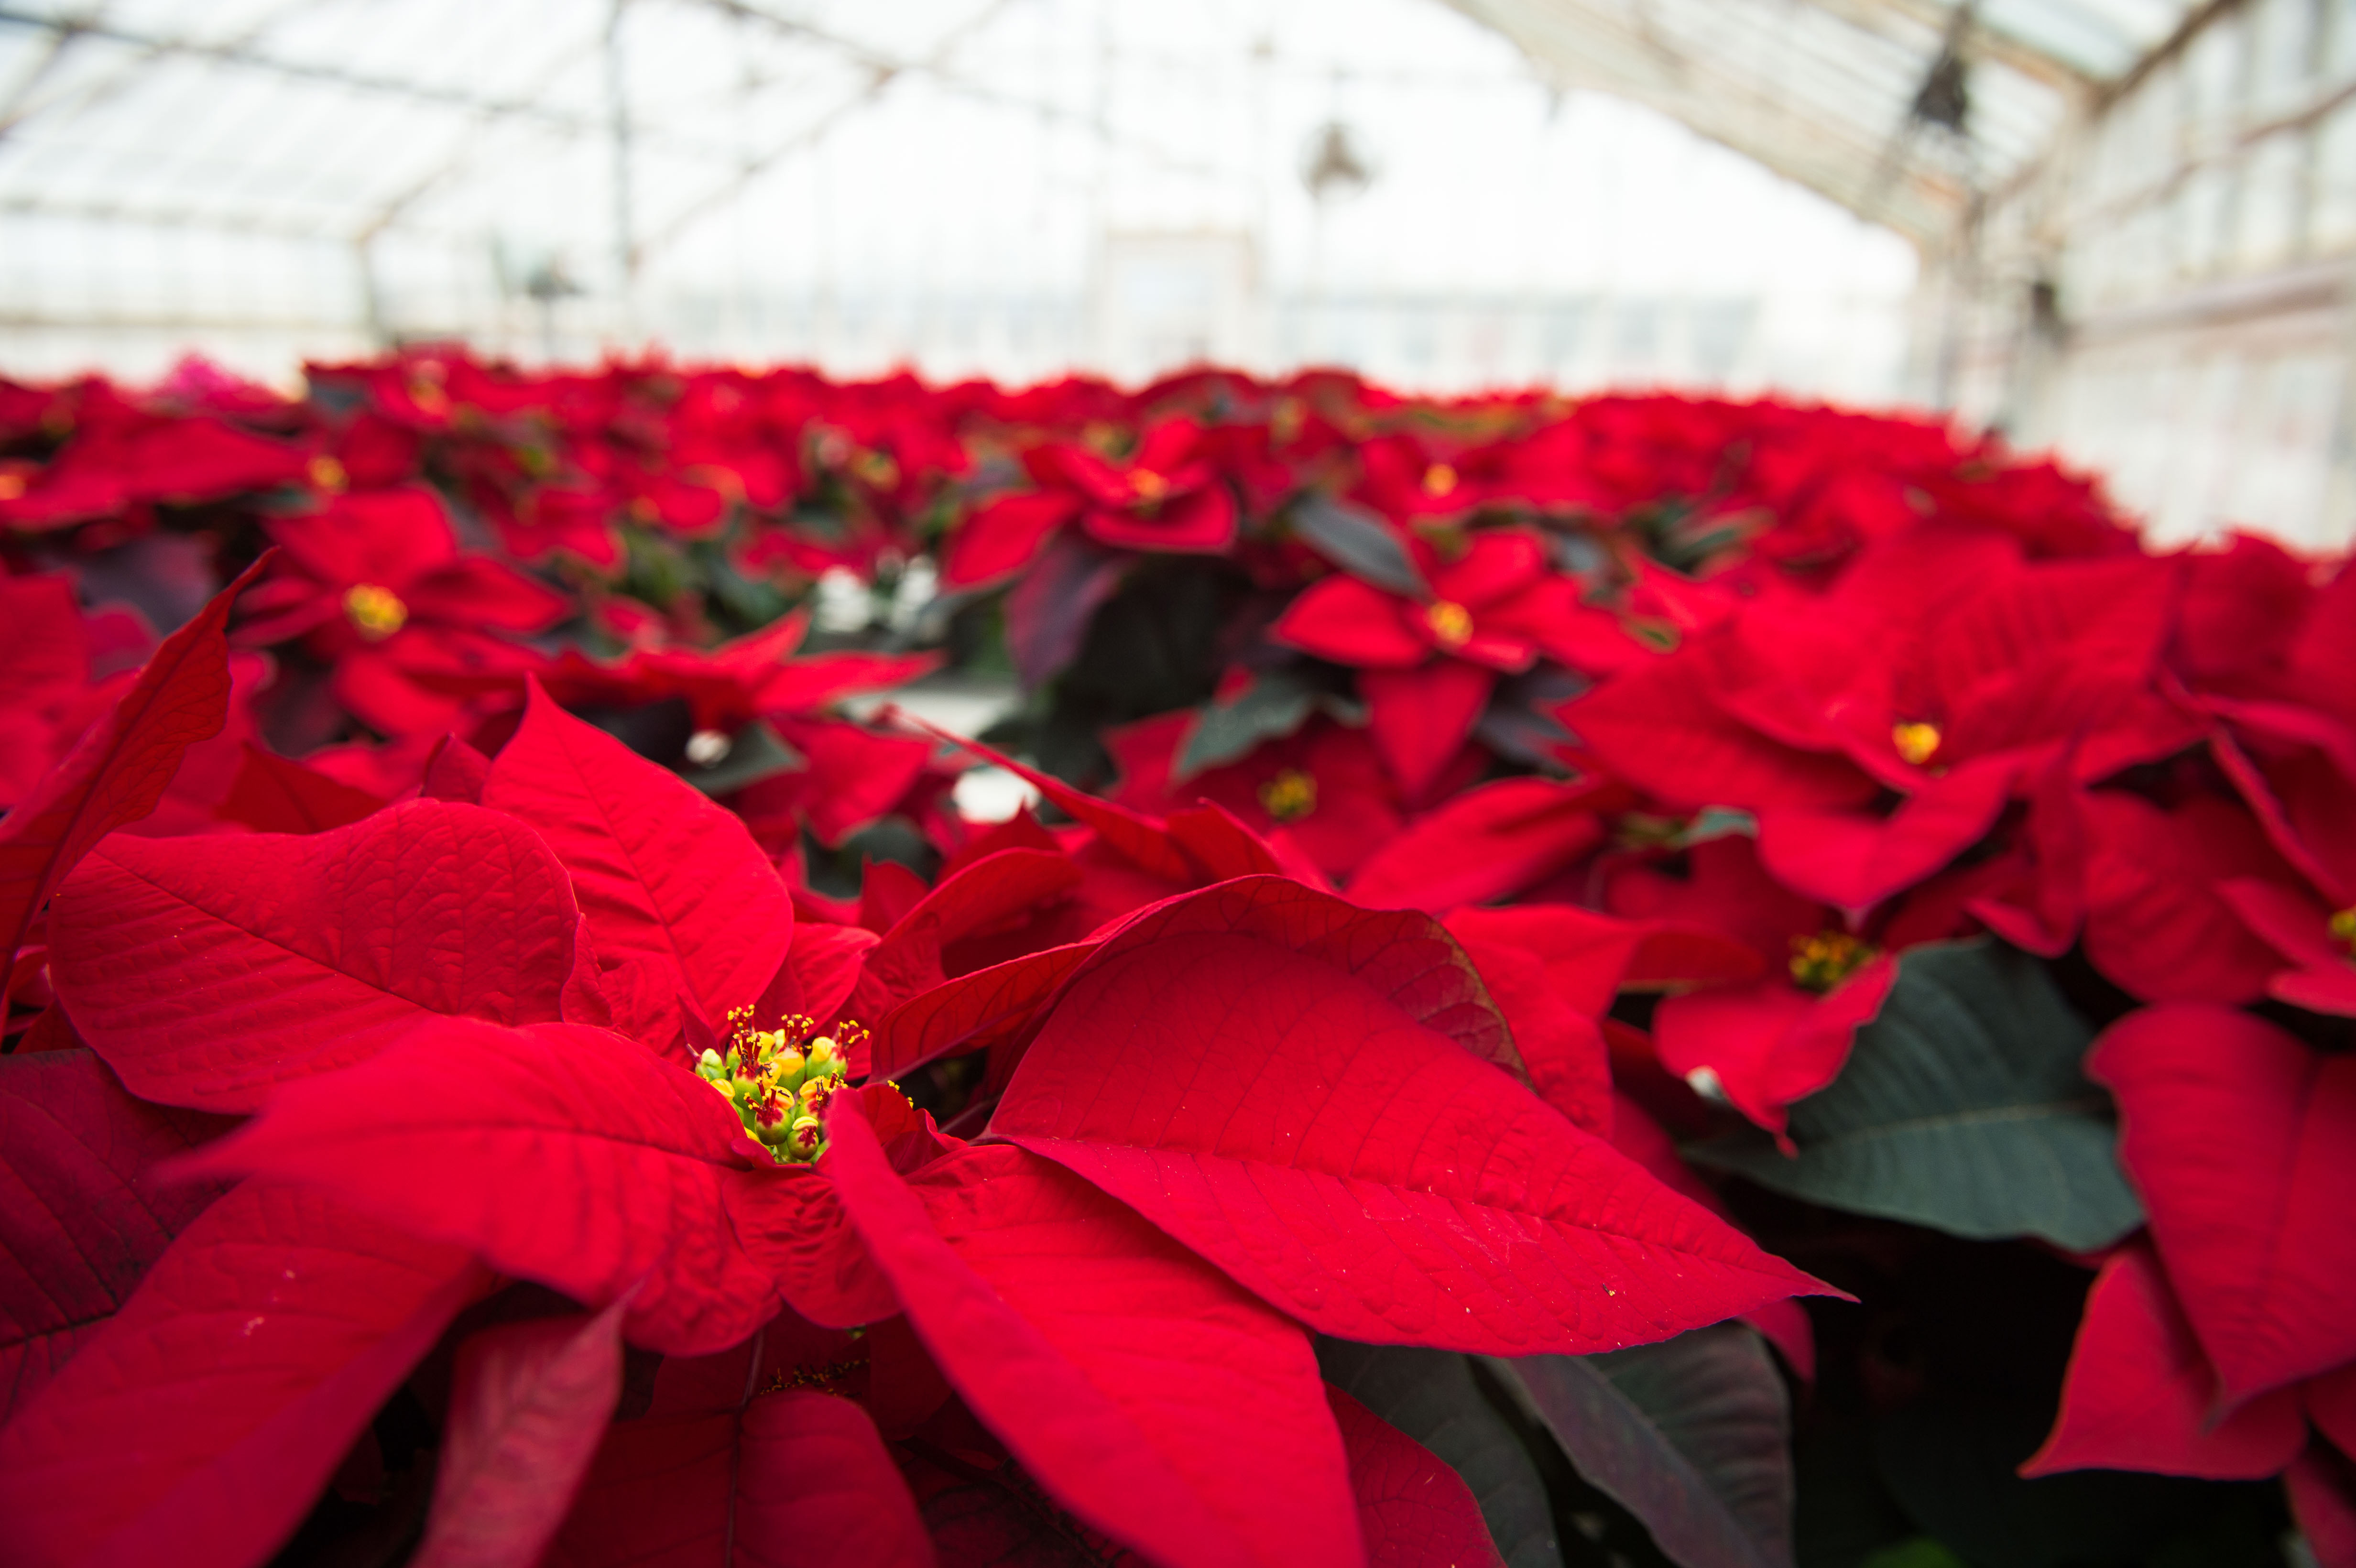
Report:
4,349,2355,1568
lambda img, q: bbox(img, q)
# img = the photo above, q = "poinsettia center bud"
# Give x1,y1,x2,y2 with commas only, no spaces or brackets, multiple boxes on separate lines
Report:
1130,468,1170,502
854,449,900,490
1424,599,1474,649
407,370,449,417
1258,768,1318,822
342,583,409,641
1891,720,1942,766
0,472,25,501
1422,462,1458,498
2331,906,2356,956
1790,930,1877,993
697,1008,869,1165
306,454,347,492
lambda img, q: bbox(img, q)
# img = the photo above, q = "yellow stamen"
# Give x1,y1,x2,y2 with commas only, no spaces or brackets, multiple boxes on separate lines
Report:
1790,931,1878,994
2330,907,2356,954
342,583,409,641
697,1009,867,1165
307,455,347,492
0,473,24,501
1422,462,1458,498
1130,468,1170,502
1892,720,1942,767
1258,768,1318,823
854,450,900,490
1424,600,1474,650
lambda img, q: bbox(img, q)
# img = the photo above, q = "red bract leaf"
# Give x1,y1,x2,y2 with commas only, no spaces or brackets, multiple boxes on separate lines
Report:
1104,876,1518,1075
2090,1004,2356,1402
1451,933,1611,1134
1446,904,1761,1014
1347,778,1605,913
545,1389,934,1568
1165,800,1288,882
484,682,792,1034
942,488,1080,589
1274,575,1430,669
990,877,1829,1354
825,1109,1361,1568
1608,1093,1815,1381
217,741,388,834
2288,1443,2356,1568
851,848,1082,1017
1653,959,1897,1141
892,713,1208,884
735,1391,938,1568
0,572,87,807
182,1018,803,1356
1569,651,1878,812
761,919,880,1024
727,1162,902,1331
0,1179,482,1568
859,860,932,933
2079,791,2296,1004
2023,1239,2304,1481
0,1049,237,1422
2314,1363,2356,1460
764,716,939,848
414,1299,629,1568
1361,660,1495,802
1326,1385,1507,1568
0,555,266,975
1755,754,2016,913
423,732,494,804
870,942,1097,1080
50,800,582,1112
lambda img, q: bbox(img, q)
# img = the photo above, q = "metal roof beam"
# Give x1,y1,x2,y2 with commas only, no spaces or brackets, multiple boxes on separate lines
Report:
1443,0,1964,241
0,8,605,131
1808,0,2097,93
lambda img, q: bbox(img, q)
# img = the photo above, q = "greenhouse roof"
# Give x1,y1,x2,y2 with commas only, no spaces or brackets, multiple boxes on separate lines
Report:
0,0,2201,255
1448,0,2210,241
0,0,2201,372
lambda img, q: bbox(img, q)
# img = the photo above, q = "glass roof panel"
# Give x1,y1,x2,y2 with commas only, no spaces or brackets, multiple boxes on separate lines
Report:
0,0,2015,390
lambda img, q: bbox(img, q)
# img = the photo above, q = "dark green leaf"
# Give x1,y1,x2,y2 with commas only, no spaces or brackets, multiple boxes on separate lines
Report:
1871,1402,2280,1568
1291,493,1427,596
1475,666,1585,769
1491,1323,1794,1568
1174,667,1319,779
1316,1339,1563,1568
1688,939,2142,1251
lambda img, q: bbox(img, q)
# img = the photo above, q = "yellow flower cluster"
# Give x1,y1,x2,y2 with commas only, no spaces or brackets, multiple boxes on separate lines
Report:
696,1008,868,1164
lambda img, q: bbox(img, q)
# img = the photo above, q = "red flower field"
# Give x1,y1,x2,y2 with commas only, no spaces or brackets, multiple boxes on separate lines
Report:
1,351,2351,1568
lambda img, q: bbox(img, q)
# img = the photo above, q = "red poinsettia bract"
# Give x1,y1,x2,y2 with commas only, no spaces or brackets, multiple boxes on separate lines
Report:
1,645,1830,1568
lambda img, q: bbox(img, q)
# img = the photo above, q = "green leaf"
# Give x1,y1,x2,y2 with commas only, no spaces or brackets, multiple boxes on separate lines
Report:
1491,1323,1794,1568
1316,1339,1563,1568
1870,1403,2277,1568
1688,939,2142,1251
1290,493,1427,596
1174,667,1319,779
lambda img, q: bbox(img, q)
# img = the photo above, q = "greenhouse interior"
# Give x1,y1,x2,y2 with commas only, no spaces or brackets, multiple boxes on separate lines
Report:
2,2,2355,1567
